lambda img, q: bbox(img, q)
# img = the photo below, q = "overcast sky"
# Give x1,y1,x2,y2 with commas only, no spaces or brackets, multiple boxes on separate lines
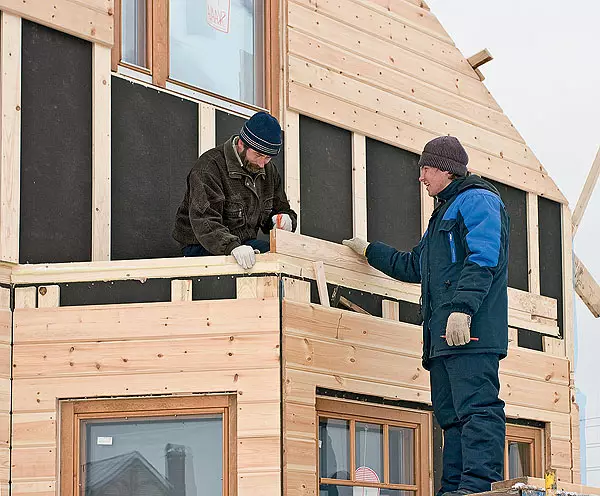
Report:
425,0,600,481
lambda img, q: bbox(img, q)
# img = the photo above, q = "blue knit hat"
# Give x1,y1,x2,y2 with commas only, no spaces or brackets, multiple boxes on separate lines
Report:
239,111,282,156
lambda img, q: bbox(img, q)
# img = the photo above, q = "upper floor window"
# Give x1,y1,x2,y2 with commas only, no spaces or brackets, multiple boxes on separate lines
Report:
317,398,430,496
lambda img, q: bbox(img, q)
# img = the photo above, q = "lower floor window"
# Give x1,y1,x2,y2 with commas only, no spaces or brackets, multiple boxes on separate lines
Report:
317,398,431,496
505,424,544,479
60,395,235,496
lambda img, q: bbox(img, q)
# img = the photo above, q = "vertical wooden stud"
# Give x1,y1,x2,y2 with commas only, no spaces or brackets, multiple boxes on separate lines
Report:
285,110,301,232
561,205,575,368
508,327,518,348
0,288,9,309
38,285,60,308
543,336,566,357
171,279,192,302
92,43,112,261
282,277,310,303
352,133,367,240
382,300,399,321
111,0,122,71
312,261,330,307
527,192,541,295
420,183,434,236
199,103,216,155
236,276,278,299
152,0,168,87
14,287,36,309
0,13,22,263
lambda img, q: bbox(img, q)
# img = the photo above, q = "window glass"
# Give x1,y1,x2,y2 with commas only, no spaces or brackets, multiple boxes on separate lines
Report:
169,0,264,106
508,441,531,479
319,418,351,480
355,422,383,483
122,0,147,67
320,486,415,496
389,426,414,485
82,415,222,496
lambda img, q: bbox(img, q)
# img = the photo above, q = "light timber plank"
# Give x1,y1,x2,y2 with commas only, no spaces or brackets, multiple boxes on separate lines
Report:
199,103,216,154
0,288,9,310
12,413,56,447
312,261,330,307
0,310,9,345
285,402,317,439
288,2,500,110
0,0,113,46
92,43,111,261
508,327,518,348
288,29,523,143
543,337,566,357
236,276,279,299
572,147,600,235
170,279,192,302
282,277,310,302
37,286,59,309
284,111,301,232
381,300,399,320
527,192,541,295
11,446,56,480
574,254,600,318
238,436,280,472
0,13,21,263
421,182,434,235
11,480,55,496
13,298,279,343
285,436,317,472
238,471,280,496
561,206,575,368
352,133,367,239
14,287,36,309
508,287,557,320
467,48,493,70
288,82,566,202
237,401,280,437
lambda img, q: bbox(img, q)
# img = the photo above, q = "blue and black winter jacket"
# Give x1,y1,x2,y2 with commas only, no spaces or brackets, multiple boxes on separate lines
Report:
365,175,509,369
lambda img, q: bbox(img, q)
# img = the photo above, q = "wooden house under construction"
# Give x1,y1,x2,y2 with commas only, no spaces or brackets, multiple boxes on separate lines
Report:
0,0,599,494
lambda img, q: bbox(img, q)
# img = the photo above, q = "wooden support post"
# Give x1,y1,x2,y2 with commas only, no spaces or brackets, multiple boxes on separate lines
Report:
420,183,434,235
285,110,301,232
0,13,22,263
236,276,279,299
543,336,566,357
37,285,60,308
508,327,518,348
527,192,541,295
92,43,112,261
572,147,600,236
312,261,330,307
561,205,575,368
574,255,600,318
352,133,367,239
152,0,168,87
199,103,216,155
382,300,399,320
14,287,36,309
282,277,310,303
171,279,192,302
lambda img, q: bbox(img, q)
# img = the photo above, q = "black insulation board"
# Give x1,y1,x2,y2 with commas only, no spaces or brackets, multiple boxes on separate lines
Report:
538,197,563,335
517,328,543,352
366,139,421,252
299,116,353,243
111,77,199,260
487,179,528,291
192,275,236,300
60,279,171,306
20,21,92,264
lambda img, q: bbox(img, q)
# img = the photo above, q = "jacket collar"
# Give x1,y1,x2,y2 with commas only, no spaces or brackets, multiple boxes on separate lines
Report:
436,174,499,203
224,136,266,179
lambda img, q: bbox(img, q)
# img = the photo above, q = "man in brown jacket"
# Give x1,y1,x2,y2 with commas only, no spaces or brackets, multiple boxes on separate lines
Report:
173,111,297,269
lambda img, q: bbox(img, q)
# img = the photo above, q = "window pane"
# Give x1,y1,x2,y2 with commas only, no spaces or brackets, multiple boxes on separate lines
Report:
320,486,415,496
169,0,264,106
320,418,350,480
122,0,147,67
508,441,531,478
355,422,383,483
389,426,415,485
82,415,222,496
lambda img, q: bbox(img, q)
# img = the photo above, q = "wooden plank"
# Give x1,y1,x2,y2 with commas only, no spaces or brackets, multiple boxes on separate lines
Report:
237,401,280,437
12,412,56,447
352,133,367,239
574,254,600,318
151,0,168,86
381,300,399,320
572,147,600,235
199,103,216,154
288,82,566,202
509,308,559,336
11,480,56,495
171,279,192,302
236,276,279,299
11,446,56,480
289,56,543,171
238,471,280,496
0,13,21,263
15,287,36,309
527,192,541,295
37,286,59,309
238,436,280,472
288,29,523,143
508,327,518,348
492,477,600,495
92,43,112,261
282,277,311,303
0,288,10,310
312,261,330,307
0,0,113,46
288,3,500,111
561,206,575,368
284,111,301,232
508,287,557,320
467,48,493,70
543,337,566,357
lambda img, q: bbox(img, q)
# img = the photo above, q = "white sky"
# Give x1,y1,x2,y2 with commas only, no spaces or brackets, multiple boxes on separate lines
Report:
425,0,600,481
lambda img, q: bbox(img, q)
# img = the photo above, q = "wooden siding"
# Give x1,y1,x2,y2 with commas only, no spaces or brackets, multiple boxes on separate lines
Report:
11,297,281,496
0,289,10,494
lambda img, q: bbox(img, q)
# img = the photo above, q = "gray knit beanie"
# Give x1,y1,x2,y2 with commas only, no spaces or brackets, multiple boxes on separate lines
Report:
418,136,469,177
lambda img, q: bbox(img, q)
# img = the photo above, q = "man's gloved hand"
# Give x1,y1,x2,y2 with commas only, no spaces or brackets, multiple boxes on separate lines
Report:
342,237,369,257
231,245,257,270
445,312,472,346
272,213,293,232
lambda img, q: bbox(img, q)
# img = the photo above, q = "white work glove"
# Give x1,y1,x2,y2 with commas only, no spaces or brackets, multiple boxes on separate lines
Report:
272,213,293,232
231,245,260,270
342,237,369,257
445,312,472,346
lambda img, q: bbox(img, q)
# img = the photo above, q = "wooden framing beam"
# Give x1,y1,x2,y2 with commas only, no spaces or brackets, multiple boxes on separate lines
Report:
14,287,36,309
37,285,60,308
352,133,367,239
313,261,330,307
171,279,192,302
527,192,541,295
92,43,112,261
561,205,575,367
0,12,22,264
574,255,600,318
151,0,168,87
382,299,399,320
285,111,301,232
467,48,493,70
199,103,216,155
572,147,600,236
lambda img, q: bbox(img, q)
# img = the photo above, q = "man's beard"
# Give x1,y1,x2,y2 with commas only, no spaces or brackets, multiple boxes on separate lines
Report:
239,148,263,174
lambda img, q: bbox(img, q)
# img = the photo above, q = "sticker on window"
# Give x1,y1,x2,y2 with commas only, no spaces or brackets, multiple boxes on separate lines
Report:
206,0,231,33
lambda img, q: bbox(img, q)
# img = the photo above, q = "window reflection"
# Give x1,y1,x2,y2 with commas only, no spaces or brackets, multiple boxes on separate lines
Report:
389,426,414,485
122,0,147,68
355,422,383,483
319,418,350,480
508,441,531,478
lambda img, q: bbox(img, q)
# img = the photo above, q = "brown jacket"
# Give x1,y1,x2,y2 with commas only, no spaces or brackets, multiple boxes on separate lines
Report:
173,136,297,255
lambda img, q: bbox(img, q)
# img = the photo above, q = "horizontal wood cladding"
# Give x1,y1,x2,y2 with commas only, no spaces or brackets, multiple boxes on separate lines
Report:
11,297,281,492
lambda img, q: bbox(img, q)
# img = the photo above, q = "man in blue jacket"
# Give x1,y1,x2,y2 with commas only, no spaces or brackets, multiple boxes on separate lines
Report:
343,136,509,496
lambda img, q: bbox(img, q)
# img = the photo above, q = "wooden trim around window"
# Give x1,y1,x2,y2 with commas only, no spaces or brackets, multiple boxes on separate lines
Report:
59,394,236,496
505,423,544,478
265,0,281,118
152,0,169,86
111,0,121,71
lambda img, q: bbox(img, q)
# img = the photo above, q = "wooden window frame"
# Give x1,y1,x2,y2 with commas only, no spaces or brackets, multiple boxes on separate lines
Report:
60,394,237,496
316,397,431,496
111,0,280,115
505,424,544,479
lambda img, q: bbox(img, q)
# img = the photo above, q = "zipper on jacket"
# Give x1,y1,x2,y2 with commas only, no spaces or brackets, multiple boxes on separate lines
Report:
448,232,457,263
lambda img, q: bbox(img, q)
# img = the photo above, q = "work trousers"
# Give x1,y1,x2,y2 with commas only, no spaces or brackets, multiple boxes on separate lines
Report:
429,353,505,496
182,238,270,257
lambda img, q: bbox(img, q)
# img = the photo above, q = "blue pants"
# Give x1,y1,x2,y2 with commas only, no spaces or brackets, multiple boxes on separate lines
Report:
429,353,505,495
182,238,270,257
